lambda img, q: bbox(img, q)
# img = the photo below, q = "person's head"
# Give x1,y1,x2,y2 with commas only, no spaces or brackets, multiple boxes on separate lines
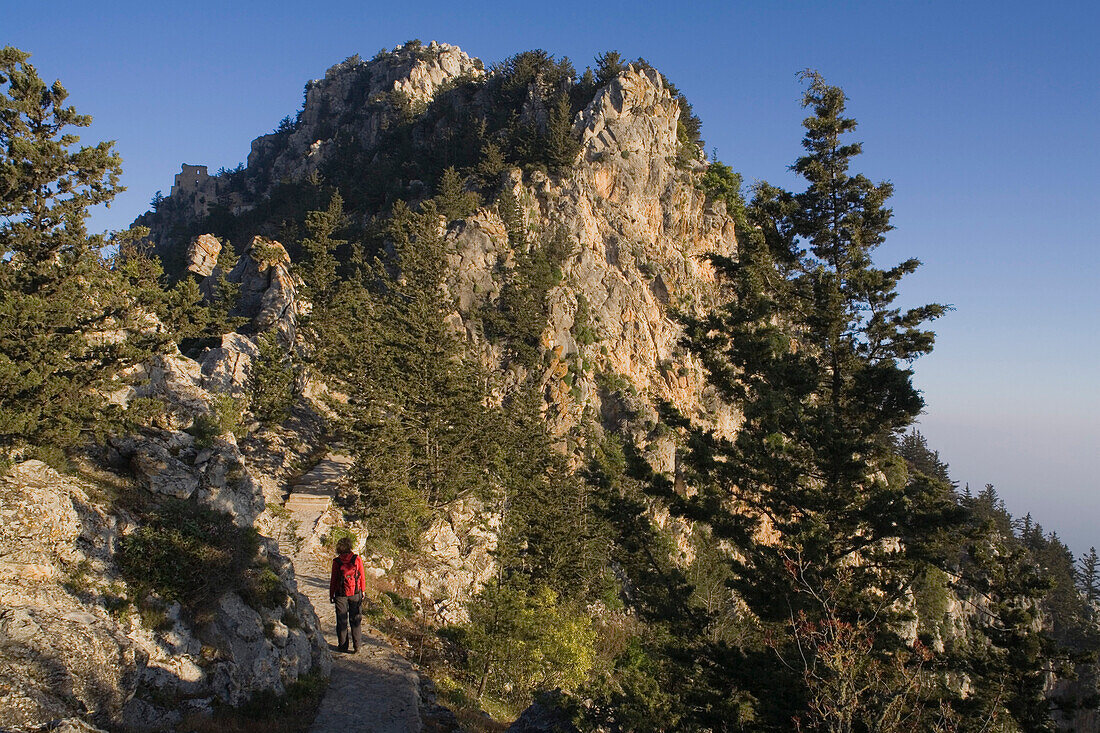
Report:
336,536,353,554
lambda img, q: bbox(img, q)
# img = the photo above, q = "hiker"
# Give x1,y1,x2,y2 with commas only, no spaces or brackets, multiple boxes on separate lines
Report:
328,536,365,653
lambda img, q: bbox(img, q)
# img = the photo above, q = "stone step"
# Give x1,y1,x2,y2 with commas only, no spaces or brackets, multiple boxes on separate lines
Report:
286,493,332,506
285,495,333,510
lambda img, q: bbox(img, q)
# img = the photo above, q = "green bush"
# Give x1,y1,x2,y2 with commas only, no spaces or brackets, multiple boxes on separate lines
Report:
699,160,746,223
572,294,599,346
243,564,288,609
188,392,246,448
465,583,596,703
321,526,358,551
117,500,260,618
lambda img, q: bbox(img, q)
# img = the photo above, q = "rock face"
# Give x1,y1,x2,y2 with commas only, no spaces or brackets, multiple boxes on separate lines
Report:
0,459,329,730
186,233,223,277
399,499,501,624
447,64,739,452
1,456,329,729
136,41,483,263
247,41,482,188
0,462,142,730
112,350,267,525
0,237,323,729
200,331,261,397
226,235,299,344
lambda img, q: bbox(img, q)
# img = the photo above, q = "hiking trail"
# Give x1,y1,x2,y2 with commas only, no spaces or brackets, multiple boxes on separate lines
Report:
279,454,424,733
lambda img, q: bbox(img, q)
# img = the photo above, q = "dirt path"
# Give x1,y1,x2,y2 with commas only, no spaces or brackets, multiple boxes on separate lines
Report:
280,455,423,733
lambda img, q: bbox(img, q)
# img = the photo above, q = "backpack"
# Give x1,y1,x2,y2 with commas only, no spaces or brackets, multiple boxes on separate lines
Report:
336,553,361,597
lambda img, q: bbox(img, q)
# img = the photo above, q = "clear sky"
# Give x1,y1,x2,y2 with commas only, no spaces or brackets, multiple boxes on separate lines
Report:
7,0,1098,554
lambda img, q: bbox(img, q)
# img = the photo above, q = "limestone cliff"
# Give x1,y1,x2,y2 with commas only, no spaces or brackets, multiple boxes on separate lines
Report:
144,42,738,450
447,64,739,448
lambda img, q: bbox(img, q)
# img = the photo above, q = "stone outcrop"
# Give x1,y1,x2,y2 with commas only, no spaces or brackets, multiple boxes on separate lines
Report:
112,351,266,527
0,459,330,731
398,499,501,624
137,42,483,265
0,462,142,730
185,233,223,277
0,253,325,729
447,64,739,454
226,235,298,344
2,435,329,730
200,331,261,397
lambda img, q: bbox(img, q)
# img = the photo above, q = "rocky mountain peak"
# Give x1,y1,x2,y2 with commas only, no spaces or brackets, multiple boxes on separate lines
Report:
577,64,680,164
247,41,483,186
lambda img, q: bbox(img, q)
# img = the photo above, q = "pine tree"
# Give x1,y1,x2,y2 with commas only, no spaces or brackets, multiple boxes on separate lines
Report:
298,192,345,308
475,141,507,188
896,430,954,487
0,47,171,453
1079,548,1100,606
594,51,626,85
668,72,961,728
248,330,297,425
342,201,494,543
544,92,581,174
433,166,480,222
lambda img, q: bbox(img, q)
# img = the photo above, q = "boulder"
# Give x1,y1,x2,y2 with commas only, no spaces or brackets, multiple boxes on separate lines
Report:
200,332,260,396
227,236,298,344
185,233,223,277
129,443,200,499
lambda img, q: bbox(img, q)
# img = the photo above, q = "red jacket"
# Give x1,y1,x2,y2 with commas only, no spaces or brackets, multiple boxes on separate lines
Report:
329,552,365,597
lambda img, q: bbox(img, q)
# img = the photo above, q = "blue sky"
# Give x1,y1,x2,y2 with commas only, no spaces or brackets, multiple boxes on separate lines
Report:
7,0,1099,553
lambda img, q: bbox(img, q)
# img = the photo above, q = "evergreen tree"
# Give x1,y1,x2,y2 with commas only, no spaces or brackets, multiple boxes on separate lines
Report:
0,47,172,453
594,51,626,85
957,517,1056,731
667,71,962,728
475,141,507,188
433,166,480,222
492,389,611,603
896,429,954,487
1080,548,1100,606
296,192,349,378
297,192,345,308
342,201,494,544
248,330,297,425
544,92,582,174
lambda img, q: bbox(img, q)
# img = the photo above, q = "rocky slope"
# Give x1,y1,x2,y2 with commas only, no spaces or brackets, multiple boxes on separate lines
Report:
0,236,329,731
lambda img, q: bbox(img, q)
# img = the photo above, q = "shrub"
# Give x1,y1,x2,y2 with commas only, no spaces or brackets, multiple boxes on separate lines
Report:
321,526,358,551
188,392,246,448
572,294,599,346
117,500,260,618
700,159,745,219
465,583,596,703
243,564,288,609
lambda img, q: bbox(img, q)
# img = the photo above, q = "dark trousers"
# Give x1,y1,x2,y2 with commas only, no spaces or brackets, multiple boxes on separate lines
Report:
334,593,363,650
